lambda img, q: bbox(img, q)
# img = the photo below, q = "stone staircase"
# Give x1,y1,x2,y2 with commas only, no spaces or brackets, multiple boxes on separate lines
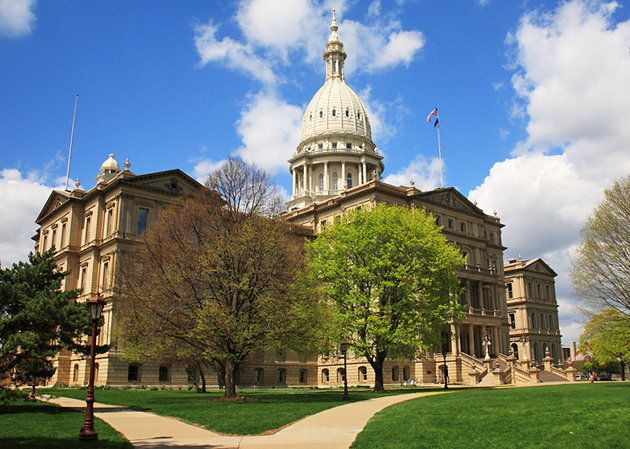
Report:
538,370,569,383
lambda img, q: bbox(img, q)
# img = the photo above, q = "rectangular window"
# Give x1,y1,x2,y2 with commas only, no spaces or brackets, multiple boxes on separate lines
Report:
346,142,352,149
102,261,109,290
42,232,48,252
509,313,516,329
506,283,513,299
106,208,114,236
51,228,57,250
137,208,149,235
159,366,169,382
84,216,91,244
61,222,67,248
80,266,87,292
128,365,139,382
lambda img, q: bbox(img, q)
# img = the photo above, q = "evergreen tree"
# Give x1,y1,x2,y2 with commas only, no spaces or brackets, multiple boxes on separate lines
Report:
0,250,91,385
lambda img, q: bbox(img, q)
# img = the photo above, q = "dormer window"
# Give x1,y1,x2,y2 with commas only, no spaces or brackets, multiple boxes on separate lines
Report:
309,113,312,121
320,110,323,118
318,143,323,150
346,142,351,149
332,142,337,149
357,111,361,120
345,109,350,117
332,108,336,117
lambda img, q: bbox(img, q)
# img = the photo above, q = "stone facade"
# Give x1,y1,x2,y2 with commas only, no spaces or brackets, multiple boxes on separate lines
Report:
36,156,202,387
505,258,563,363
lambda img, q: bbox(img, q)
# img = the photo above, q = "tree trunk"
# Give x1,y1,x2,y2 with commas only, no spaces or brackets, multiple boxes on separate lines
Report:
224,359,237,397
198,364,207,393
621,361,626,381
369,352,387,392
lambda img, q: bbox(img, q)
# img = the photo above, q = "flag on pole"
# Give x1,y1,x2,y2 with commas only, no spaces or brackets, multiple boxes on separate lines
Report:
426,107,439,127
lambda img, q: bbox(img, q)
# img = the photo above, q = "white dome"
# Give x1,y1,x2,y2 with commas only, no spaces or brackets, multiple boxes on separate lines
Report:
299,78,372,143
100,153,120,173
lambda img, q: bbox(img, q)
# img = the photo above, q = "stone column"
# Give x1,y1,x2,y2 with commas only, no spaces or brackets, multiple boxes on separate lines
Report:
292,169,297,197
451,325,460,355
324,162,329,193
302,164,307,193
468,324,475,356
341,162,346,188
478,283,483,310
362,162,367,183
466,280,471,306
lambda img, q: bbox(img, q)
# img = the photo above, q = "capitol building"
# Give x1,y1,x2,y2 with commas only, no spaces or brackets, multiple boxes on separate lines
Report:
36,13,574,388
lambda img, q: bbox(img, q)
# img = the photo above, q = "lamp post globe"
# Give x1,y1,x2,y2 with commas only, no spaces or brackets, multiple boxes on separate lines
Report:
340,340,350,400
79,294,106,441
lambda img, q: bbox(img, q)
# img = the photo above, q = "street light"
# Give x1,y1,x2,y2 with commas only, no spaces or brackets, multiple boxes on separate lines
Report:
340,340,350,400
441,349,449,390
79,294,106,441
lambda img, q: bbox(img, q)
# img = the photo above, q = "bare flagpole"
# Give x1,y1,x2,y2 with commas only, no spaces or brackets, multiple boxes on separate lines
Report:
64,94,79,191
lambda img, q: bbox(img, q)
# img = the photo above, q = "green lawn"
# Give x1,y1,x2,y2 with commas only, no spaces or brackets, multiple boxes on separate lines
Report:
0,399,132,449
351,383,630,449
43,386,440,435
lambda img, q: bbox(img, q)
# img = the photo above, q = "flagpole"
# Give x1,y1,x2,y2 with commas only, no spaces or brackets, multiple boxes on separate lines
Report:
65,94,79,192
436,122,444,188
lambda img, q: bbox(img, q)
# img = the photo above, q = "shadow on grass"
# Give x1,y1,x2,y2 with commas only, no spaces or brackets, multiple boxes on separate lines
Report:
0,437,131,449
0,403,77,415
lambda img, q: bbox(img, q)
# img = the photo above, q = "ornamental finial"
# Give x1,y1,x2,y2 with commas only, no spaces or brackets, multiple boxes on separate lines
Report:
331,9,337,31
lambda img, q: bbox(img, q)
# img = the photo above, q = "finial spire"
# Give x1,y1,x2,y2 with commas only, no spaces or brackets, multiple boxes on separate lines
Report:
324,8,346,79
331,9,337,31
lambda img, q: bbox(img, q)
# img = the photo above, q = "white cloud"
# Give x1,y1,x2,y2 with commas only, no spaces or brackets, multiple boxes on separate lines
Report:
373,29,424,69
0,0,36,38
193,21,276,85
0,168,51,266
192,158,227,183
358,86,408,144
197,1,424,81
479,0,490,6
469,0,630,345
498,127,510,140
383,155,442,190
235,91,303,174
337,18,424,75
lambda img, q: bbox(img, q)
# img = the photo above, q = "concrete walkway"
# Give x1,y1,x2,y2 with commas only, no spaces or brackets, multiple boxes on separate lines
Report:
46,391,445,449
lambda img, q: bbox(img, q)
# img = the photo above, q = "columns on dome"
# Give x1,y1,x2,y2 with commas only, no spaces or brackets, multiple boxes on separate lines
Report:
324,162,329,193
302,164,307,193
292,169,297,197
341,161,346,189
362,162,367,184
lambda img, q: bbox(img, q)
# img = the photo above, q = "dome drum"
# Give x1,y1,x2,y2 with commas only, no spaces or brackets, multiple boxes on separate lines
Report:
288,11,384,210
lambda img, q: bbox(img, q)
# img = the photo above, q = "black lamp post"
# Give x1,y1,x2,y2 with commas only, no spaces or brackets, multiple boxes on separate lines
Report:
79,294,106,441
340,340,350,400
442,349,449,390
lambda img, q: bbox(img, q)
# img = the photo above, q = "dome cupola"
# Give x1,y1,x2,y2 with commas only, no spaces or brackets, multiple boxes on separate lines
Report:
287,10,384,210
96,153,121,185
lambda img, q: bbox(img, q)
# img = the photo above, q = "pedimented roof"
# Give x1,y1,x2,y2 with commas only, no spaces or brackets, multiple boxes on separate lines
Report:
505,257,557,277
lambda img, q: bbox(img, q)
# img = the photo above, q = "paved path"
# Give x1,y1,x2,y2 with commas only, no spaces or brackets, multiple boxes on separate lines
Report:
46,391,445,449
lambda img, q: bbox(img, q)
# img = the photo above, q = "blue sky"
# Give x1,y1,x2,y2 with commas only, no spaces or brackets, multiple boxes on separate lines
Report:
2,0,630,344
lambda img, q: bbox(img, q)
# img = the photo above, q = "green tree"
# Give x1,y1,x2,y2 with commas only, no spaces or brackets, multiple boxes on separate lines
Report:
0,251,91,386
306,204,465,392
572,175,630,315
117,159,328,397
580,308,630,380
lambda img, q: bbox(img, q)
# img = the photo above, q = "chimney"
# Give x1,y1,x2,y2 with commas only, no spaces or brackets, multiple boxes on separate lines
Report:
570,341,577,359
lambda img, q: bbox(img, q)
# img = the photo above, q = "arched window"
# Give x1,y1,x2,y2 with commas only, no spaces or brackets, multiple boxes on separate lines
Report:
159,365,169,382
540,313,545,329
436,215,442,226
332,172,339,191
345,108,349,117
346,172,353,188
255,368,264,384
533,342,540,361
278,368,286,384
322,369,330,383
299,369,308,384
460,222,466,232
358,366,368,382
73,364,79,382
551,343,557,360
320,110,323,118
337,367,345,382
511,343,519,359
319,173,324,191
357,111,361,120
332,108,336,117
